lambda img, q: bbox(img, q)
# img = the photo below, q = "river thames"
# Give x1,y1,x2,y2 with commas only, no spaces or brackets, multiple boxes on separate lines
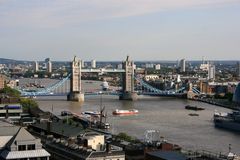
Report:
19,78,240,154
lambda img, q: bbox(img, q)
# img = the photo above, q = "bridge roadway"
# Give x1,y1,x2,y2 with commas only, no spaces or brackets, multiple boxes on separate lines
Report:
22,90,187,97
81,68,125,73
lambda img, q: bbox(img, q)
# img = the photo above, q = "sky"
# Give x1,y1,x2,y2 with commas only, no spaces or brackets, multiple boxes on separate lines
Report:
0,0,240,61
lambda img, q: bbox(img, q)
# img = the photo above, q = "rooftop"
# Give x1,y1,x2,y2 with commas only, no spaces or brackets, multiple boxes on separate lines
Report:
31,120,86,138
1,149,50,159
146,151,187,160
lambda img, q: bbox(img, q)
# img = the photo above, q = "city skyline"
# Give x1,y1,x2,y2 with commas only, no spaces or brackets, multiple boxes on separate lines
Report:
1,0,240,61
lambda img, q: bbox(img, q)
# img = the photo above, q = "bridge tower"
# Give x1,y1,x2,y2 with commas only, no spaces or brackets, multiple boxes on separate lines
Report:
119,56,138,100
67,56,84,102
187,82,195,99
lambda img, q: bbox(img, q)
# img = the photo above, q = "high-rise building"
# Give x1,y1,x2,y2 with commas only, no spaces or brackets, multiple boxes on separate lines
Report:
33,61,39,72
208,64,215,80
81,60,85,68
45,58,52,73
91,59,96,68
155,64,161,70
236,61,240,78
179,59,186,72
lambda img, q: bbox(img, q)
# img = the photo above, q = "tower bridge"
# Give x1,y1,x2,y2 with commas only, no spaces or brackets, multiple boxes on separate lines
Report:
18,56,200,101
67,56,137,101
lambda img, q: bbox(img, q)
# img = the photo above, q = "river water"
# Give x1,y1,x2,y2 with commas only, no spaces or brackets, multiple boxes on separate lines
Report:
19,78,240,154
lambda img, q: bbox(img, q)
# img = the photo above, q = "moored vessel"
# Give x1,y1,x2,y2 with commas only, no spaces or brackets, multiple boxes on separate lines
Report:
185,105,205,111
112,109,138,115
81,111,101,117
188,113,199,116
61,110,73,116
213,110,240,132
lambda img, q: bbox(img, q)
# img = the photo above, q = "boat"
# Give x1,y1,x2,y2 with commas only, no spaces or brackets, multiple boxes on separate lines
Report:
188,113,199,116
73,112,110,129
185,105,205,111
81,111,101,117
61,111,73,116
213,110,240,132
112,109,139,115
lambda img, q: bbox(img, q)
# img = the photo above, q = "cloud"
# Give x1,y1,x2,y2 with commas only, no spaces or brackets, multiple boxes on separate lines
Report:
0,0,239,28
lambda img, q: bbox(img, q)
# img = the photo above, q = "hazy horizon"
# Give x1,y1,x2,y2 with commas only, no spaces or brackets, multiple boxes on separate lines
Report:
1,57,239,63
1,0,240,61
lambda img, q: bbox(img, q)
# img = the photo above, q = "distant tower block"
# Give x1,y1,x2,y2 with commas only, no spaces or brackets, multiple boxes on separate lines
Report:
45,58,52,73
91,59,96,68
34,61,39,72
119,56,138,100
67,56,84,102
180,59,186,72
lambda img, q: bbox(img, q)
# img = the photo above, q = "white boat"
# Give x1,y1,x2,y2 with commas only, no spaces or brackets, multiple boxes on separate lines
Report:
112,109,139,115
81,111,101,117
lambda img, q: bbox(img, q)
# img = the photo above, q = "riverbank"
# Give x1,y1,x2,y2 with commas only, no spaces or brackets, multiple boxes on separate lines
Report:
189,97,240,111
37,95,240,154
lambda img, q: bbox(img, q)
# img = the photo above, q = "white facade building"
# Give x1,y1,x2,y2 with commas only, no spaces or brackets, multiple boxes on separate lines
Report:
200,63,210,71
45,58,52,73
0,122,50,160
144,74,159,81
208,64,215,80
91,60,96,68
33,61,39,72
155,64,161,70
180,59,186,72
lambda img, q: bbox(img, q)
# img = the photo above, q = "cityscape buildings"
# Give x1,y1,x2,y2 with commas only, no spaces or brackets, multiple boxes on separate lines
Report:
0,56,240,158
200,63,210,71
1,0,240,158
145,63,154,69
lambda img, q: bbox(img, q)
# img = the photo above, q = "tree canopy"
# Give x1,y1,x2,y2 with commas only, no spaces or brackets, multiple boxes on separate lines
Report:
0,86,21,97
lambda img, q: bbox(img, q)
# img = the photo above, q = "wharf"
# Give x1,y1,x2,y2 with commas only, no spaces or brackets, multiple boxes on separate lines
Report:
182,149,239,160
189,98,240,111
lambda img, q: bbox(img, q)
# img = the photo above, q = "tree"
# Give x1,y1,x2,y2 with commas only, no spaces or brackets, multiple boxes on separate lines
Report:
225,92,233,102
116,132,134,142
24,70,34,78
0,86,21,97
20,98,38,112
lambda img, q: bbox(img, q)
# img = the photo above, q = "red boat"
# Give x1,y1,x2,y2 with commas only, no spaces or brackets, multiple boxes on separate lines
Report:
112,109,139,115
